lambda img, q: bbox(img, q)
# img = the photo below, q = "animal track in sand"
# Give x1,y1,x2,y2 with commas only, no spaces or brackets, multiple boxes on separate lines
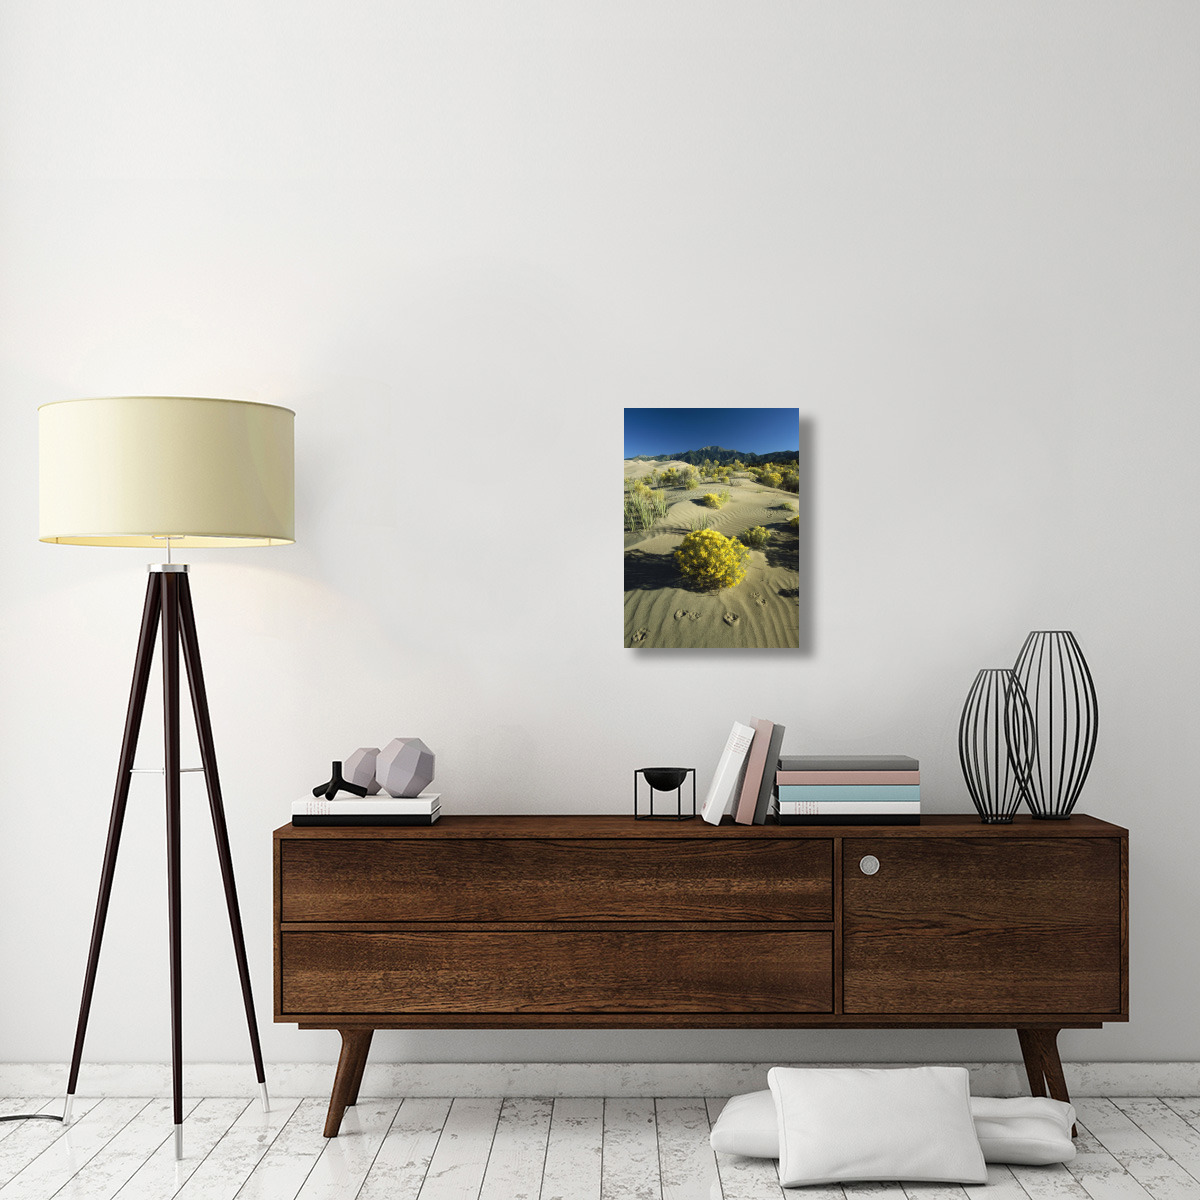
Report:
723,612,740,626
674,609,701,621
630,628,648,643
751,591,767,606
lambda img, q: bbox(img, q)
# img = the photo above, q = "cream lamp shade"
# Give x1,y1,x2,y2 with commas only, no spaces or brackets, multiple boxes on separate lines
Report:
39,396,294,547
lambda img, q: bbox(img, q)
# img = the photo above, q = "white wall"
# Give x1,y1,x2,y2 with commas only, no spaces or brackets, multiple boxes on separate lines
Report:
1,1,1197,1071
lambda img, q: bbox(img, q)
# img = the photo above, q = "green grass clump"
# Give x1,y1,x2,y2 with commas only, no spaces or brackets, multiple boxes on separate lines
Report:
660,466,700,491
741,525,771,549
624,487,669,532
675,528,748,591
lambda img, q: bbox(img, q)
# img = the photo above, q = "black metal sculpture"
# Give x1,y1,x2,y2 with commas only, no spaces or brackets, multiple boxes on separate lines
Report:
313,760,369,801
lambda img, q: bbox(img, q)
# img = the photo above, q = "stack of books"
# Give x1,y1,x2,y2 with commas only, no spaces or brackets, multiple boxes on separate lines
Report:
700,718,786,825
291,793,441,827
775,755,920,825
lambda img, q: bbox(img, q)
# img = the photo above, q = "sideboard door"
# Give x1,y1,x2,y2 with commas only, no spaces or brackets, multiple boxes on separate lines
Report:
842,836,1123,1016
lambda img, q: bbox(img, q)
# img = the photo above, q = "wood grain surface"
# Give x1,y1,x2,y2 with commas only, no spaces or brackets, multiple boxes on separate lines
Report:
279,836,833,923
842,836,1124,1014
280,928,833,1015
275,813,1126,840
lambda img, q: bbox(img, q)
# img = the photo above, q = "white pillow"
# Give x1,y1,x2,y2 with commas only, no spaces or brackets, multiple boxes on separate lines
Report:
767,1067,987,1187
972,1096,1076,1165
710,1090,780,1157
711,1088,1076,1167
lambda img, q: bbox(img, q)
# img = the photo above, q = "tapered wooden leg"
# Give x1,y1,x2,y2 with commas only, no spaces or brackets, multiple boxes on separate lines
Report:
66,575,162,1117
1039,1032,1069,1102
1017,1028,1048,1097
325,1030,375,1137
1017,1027,1076,1136
345,1030,374,1107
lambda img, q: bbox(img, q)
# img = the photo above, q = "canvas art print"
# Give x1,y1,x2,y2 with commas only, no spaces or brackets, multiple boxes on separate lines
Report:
624,407,801,649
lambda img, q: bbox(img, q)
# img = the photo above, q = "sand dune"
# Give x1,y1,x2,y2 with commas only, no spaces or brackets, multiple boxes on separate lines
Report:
624,461,800,649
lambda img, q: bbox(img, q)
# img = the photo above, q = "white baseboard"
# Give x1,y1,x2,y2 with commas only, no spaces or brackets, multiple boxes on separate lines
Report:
2,1061,1197,1098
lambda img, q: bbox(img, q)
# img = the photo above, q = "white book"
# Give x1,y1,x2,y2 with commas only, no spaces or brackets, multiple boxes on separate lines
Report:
778,800,921,815
700,721,756,825
293,792,441,817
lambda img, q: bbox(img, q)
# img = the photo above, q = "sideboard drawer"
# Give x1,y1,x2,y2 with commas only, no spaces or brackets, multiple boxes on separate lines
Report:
842,837,1123,1015
279,837,832,923
279,928,833,1015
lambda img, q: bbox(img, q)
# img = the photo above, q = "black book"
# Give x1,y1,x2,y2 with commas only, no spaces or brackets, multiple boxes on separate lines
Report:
292,813,440,827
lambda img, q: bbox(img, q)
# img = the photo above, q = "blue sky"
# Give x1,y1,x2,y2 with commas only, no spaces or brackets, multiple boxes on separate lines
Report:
624,407,798,458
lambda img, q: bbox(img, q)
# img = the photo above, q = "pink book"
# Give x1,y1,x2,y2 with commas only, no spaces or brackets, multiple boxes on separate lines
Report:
775,770,920,785
734,719,775,824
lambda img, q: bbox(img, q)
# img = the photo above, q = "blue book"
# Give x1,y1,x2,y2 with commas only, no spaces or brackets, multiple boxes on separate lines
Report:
776,784,920,804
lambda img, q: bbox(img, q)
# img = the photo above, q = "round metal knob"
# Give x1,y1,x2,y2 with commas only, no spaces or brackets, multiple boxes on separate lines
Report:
859,855,880,876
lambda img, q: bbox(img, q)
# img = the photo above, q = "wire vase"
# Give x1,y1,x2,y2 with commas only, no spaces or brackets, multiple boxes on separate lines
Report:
1011,630,1098,819
958,668,1036,824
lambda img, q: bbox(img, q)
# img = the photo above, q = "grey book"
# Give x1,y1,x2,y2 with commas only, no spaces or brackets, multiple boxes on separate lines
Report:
752,724,787,824
777,755,919,772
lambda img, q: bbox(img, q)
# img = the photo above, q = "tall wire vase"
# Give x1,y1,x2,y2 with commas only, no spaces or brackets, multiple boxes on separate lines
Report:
1012,630,1099,819
958,668,1036,823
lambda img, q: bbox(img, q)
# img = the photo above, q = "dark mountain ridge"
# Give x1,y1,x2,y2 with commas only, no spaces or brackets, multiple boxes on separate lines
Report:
628,444,796,467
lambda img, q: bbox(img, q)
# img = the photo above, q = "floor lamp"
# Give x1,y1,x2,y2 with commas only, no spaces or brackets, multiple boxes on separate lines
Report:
39,396,295,1160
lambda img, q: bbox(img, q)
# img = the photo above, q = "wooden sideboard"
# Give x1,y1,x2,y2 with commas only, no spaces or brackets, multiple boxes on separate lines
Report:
273,814,1128,1137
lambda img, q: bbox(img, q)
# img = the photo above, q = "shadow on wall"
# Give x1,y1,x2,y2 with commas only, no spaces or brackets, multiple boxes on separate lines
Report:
797,418,815,655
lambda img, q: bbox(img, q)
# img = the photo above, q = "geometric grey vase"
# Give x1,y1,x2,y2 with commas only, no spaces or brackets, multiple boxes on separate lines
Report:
376,737,436,798
1011,630,1099,819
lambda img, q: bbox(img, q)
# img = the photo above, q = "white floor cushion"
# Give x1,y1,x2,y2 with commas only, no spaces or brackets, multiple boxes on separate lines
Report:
711,1086,1076,1167
972,1096,1077,1165
768,1066,987,1186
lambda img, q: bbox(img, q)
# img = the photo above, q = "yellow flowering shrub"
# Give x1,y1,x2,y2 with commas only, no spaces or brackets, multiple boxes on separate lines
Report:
742,525,771,549
700,492,722,508
674,528,749,591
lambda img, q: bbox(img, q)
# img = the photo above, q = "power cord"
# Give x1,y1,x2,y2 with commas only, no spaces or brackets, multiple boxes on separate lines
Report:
0,1114,63,1123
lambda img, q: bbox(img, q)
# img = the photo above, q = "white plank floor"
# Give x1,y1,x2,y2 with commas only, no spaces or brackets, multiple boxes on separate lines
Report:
0,1095,1198,1200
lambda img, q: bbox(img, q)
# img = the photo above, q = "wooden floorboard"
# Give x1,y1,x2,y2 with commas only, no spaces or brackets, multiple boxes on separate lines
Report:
292,1099,400,1200
1066,1114,1157,1200
655,1098,720,1200
1074,1101,1200,1200
0,1094,1197,1199
413,1097,502,1200
50,1098,200,1200
234,1097,331,1200
542,1097,603,1200
0,1097,100,1191
112,1096,249,1200
0,1097,146,1200
602,1098,662,1200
